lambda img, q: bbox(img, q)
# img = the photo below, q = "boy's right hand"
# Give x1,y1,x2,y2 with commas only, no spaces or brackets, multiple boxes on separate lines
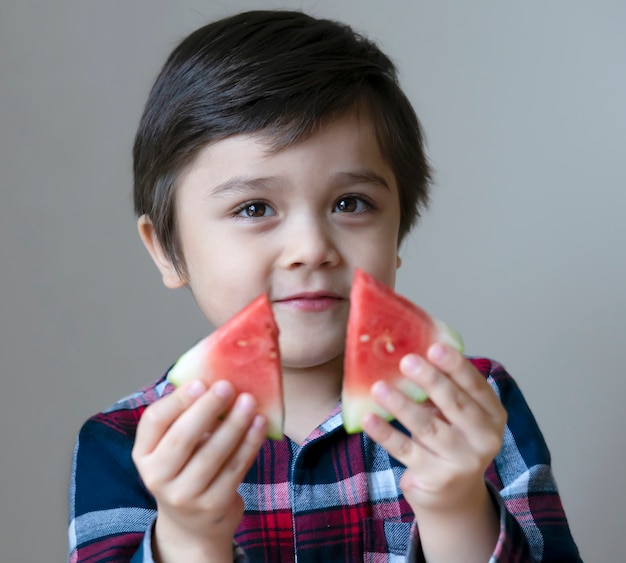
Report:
132,379,268,563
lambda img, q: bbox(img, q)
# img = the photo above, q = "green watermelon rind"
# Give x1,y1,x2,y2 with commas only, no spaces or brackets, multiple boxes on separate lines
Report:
167,342,205,388
166,295,284,440
342,317,463,435
342,269,465,434
167,339,285,440
433,318,465,354
341,377,429,434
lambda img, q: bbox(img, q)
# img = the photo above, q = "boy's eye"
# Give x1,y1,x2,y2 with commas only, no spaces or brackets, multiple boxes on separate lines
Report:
334,196,371,213
235,202,274,218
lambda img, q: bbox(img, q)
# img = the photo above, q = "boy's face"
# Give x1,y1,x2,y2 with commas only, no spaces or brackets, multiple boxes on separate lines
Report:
140,112,402,370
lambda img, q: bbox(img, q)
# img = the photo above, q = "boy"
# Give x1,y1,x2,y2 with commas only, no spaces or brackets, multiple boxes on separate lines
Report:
69,10,581,562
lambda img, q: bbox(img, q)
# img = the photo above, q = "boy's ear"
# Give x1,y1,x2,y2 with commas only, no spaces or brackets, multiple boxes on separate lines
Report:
137,215,186,289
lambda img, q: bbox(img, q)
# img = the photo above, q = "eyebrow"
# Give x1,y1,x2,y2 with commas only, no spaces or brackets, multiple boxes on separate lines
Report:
206,168,391,198
207,176,280,198
332,170,391,191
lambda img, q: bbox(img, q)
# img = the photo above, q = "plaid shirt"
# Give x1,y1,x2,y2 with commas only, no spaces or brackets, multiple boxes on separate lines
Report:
68,357,581,562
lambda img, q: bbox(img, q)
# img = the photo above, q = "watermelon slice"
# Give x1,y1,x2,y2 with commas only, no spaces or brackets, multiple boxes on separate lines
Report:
342,269,463,434
167,294,284,440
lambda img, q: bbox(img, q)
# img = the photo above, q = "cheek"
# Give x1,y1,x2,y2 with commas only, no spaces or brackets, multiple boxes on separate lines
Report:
375,260,398,289
187,248,274,323
182,226,244,277
358,228,400,280
192,283,250,330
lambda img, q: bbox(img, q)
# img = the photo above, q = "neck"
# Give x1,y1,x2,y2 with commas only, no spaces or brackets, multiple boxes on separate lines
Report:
281,356,343,444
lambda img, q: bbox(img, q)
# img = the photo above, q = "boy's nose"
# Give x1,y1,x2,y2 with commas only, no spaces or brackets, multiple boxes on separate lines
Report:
279,215,340,270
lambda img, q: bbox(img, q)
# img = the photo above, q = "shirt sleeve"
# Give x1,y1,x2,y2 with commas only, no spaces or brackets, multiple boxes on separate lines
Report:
405,358,581,562
483,358,582,562
68,399,246,563
68,412,158,562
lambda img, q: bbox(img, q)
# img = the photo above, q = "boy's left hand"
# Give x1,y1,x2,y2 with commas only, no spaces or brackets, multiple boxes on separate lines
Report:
362,343,507,514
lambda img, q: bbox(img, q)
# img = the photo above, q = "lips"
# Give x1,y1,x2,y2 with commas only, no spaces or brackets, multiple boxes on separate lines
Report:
273,291,346,312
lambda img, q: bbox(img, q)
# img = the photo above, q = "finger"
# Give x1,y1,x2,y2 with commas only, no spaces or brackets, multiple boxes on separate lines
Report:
401,350,497,420
208,413,268,495
135,381,236,483
401,350,506,455
425,345,503,417
133,379,210,457
402,354,482,424
157,380,236,450
362,407,436,469
179,393,261,491
368,380,464,457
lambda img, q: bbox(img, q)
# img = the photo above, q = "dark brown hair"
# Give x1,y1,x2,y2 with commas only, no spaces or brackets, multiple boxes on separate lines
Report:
133,10,432,276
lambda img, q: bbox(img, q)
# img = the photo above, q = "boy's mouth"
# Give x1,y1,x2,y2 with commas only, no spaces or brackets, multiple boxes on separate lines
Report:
274,291,345,312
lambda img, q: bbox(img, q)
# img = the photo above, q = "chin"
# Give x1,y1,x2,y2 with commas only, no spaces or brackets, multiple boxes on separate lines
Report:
279,341,345,372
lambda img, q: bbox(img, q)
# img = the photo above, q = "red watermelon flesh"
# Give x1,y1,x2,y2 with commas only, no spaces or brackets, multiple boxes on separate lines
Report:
342,269,463,434
167,294,284,440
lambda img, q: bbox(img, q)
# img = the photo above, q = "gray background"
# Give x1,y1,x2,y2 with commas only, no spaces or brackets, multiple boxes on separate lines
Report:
1,1,624,561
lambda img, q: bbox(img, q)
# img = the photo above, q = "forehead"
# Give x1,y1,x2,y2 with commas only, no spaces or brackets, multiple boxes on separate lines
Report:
181,110,392,185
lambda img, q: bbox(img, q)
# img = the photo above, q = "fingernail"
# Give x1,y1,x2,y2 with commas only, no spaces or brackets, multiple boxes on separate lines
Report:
186,379,206,397
213,380,233,398
361,413,382,432
428,343,448,362
252,415,266,430
371,381,390,399
400,354,423,375
235,393,255,414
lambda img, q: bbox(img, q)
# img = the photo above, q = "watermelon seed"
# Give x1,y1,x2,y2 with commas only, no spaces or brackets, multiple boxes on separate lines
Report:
269,351,278,359
385,341,395,353
236,340,248,347
359,334,371,342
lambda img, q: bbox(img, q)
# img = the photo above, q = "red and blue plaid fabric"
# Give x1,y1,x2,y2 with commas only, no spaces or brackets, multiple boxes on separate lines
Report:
68,357,581,562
